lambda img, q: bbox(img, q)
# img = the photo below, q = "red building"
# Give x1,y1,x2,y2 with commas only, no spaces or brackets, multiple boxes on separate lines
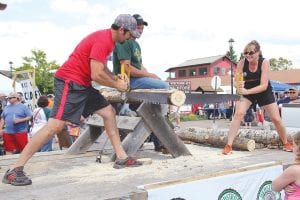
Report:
165,55,300,93
165,55,236,93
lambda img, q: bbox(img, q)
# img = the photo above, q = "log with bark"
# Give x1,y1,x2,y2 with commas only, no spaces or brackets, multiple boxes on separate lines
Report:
177,127,295,150
178,127,255,151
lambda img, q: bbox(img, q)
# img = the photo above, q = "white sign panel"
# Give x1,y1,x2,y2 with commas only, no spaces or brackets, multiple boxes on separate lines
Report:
20,79,41,111
211,75,221,90
141,164,284,200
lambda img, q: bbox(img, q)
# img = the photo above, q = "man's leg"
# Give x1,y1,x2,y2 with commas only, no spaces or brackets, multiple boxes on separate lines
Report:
130,77,169,89
2,119,65,186
11,118,65,168
94,105,127,160
94,105,143,168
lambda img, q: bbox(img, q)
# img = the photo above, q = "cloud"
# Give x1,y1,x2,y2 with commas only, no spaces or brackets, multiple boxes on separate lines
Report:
1,0,300,80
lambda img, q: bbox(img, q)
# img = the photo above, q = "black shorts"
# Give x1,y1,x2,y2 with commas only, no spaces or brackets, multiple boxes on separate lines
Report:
243,89,275,107
50,76,109,124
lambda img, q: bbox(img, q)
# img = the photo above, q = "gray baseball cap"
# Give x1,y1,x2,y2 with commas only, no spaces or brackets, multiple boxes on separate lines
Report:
113,14,140,38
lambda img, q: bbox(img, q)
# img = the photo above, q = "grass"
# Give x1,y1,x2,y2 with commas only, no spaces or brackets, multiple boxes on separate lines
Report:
168,113,205,122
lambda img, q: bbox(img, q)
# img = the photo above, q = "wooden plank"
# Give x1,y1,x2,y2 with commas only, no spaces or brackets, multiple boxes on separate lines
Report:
137,103,191,157
85,114,141,131
66,126,103,155
100,88,186,106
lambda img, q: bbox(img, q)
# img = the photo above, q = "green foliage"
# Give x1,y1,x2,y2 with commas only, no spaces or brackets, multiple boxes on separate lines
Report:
226,45,238,63
14,49,59,94
239,53,244,61
180,113,204,121
269,57,293,71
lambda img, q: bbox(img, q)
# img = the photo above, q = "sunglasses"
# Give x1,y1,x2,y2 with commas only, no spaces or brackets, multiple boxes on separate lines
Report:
8,97,16,99
244,50,256,56
288,91,296,94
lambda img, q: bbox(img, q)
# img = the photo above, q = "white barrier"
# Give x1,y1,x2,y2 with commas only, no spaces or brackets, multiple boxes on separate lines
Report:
139,162,284,200
282,103,300,129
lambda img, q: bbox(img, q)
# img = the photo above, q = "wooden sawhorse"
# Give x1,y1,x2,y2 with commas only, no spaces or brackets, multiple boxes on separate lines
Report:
66,103,191,159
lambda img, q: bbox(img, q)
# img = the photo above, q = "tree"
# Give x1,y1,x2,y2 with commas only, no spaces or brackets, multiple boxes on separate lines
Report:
269,57,293,71
226,46,238,63
14,49,59,94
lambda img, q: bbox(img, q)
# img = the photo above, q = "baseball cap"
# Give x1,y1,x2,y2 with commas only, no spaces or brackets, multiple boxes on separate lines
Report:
113,14,140,38
132,14,148,26
288,87,297,91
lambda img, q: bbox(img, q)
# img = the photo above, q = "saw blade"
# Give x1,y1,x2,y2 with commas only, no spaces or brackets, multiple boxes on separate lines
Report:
126,92,170,104
185,93,240,104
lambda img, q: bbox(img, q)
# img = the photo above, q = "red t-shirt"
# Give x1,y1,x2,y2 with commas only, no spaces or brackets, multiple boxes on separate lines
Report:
55,29,114,87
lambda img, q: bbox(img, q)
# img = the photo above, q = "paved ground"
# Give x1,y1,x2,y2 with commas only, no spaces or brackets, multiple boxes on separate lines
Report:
0,119,294,200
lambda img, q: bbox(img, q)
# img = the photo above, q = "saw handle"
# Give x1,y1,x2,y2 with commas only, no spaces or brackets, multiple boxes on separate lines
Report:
235,72,245,95
120,63,130,80
119,63,130,91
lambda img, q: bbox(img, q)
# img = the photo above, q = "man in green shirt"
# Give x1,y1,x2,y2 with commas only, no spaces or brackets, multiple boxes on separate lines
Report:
113,14,169,152
113,14,169,90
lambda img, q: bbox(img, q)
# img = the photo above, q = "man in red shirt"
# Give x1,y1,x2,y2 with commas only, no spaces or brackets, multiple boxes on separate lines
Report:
3,14,143,186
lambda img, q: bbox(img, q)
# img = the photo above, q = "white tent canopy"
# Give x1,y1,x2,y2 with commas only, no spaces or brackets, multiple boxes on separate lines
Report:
0,74,22,95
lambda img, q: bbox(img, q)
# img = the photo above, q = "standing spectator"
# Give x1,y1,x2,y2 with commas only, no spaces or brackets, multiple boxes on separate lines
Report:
0,93,7,110
47,94,54,109
277,87,300,105
3,14,142,186
272,131,300,199
244,106,255,129
218,102,227,119
174,106,181,130
0,92,32,154
256,107,265,128
222,40,292,155
30,96,52,152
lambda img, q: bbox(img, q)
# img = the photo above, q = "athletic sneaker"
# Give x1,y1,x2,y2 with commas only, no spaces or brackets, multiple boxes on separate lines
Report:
2,166,32,186
283,142,293,152
113,157,143,169
222,144,232,155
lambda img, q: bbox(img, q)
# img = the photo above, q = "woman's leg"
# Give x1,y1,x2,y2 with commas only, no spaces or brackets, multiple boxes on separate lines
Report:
263,103,290,147
226,98,252,146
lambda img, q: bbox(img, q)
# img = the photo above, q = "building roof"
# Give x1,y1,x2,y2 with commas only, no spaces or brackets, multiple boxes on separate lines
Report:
165,55,228,72
269,69,300,84
171,69,300,91
0,70,12,78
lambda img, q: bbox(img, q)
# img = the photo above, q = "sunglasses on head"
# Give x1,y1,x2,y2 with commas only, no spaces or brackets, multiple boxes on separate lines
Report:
244,50,256,56
8,97,16,99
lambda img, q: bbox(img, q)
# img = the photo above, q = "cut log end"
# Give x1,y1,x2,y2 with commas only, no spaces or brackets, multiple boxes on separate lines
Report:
247,140,256,152
169,90,186,107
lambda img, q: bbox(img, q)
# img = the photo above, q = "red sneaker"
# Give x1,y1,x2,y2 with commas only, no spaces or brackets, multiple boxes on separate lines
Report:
222,144,232,155
113,157,143,169
283,142,293,152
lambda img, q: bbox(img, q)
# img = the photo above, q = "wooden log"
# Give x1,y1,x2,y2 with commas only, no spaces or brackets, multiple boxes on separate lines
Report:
178,127,296,150
100,88,186,107
66,126,103,155
137,103,192,157
178,129,255,151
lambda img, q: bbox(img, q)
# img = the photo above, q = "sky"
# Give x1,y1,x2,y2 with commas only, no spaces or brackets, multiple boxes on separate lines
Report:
1,0,300,80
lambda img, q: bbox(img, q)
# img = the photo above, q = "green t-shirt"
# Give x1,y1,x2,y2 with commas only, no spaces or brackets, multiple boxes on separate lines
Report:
113,39,142,74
